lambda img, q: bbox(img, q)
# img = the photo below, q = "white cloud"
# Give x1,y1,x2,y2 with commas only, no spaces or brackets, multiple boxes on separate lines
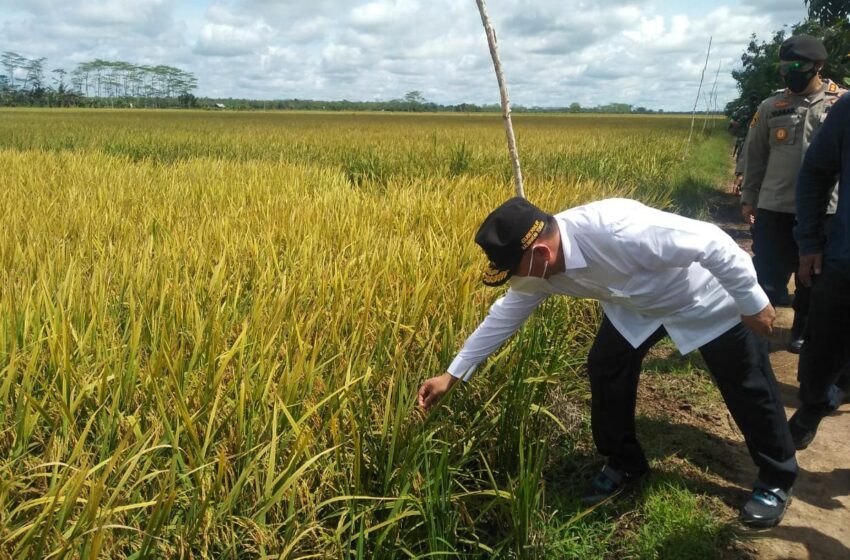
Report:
193,4,272,56
0,0,810,109
194,21,272,56
623,16,665,43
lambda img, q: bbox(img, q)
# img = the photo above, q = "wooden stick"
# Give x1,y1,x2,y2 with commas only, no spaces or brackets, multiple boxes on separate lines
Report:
702,60,722,134
685,36,712,158
475,0,524,198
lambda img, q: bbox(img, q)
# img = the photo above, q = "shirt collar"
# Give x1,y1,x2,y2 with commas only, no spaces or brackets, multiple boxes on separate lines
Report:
556,215,587,270
804,80,829,104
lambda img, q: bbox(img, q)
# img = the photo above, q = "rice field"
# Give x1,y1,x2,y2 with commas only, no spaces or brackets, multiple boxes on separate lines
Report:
0,109,732,559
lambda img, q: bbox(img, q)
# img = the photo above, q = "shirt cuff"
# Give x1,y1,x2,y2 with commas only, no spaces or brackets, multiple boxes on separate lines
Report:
447,355,478,382
735,288,770,317
796,237,825,256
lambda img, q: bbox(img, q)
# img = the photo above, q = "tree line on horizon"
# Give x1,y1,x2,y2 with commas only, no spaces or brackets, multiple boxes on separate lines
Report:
198,93,664,114
1,53,198,108
0,59,666,114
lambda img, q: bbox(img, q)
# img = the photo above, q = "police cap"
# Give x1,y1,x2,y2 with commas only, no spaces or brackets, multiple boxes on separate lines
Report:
779,35,827,62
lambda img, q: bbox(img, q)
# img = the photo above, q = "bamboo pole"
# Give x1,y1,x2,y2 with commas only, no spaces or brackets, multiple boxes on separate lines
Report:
702,60,722,134
685,36,712,158
475,0,524,198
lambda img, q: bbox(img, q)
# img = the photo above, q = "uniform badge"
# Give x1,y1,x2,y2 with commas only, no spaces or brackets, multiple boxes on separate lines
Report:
774,100,791,108
775,128,788,141
828,82,838,94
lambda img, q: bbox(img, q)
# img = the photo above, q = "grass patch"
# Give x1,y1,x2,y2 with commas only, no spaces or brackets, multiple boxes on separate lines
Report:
669,133,734,219
630,477,738,560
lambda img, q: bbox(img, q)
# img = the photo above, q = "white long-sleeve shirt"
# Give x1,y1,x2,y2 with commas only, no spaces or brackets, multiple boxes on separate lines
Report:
447,199,769,381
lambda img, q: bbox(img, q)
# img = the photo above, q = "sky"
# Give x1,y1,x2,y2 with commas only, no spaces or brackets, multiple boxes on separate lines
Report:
0,0,809,111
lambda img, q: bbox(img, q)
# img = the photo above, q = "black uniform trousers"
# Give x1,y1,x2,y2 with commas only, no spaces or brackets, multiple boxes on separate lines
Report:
587,315,798,491
752,209,809,323
798,261,850,411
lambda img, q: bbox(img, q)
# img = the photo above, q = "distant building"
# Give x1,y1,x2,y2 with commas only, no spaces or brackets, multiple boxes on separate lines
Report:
214,103,226,109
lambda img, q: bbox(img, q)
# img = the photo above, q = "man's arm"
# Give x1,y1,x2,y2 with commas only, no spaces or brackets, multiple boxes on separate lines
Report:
741,101,770,222
619,212,770,319
446,289,547,381
732,133,748,195
418,289,546,410
795,94,848,287
735,131,748,175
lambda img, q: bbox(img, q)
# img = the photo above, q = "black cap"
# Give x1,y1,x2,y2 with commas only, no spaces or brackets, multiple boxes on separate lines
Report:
779,35,827,62
474,197,550,287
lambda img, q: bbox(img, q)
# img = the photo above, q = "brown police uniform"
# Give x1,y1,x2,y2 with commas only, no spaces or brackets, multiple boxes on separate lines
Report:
742,80,845,212
740,79,846,336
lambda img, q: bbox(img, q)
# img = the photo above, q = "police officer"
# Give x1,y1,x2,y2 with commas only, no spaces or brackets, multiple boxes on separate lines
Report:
740,34,846,353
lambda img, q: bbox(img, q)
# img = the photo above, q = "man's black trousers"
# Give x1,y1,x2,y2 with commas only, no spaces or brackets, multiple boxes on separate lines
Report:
798,261,850,411
752,209,809,319
587,316,798,490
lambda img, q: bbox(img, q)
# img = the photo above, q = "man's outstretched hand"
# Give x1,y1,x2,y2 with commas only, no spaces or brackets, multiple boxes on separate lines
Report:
418,373,459,410
741,303,776,338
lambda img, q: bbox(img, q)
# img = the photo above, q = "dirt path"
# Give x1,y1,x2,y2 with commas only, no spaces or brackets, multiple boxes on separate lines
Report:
708,190,850,559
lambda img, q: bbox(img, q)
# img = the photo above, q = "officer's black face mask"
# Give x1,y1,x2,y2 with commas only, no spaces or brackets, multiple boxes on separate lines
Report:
782,69,817,94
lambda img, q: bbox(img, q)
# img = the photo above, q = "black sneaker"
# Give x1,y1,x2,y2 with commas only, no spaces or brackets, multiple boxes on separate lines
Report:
740,486,792,528
789,407,827,450
581,464,648,506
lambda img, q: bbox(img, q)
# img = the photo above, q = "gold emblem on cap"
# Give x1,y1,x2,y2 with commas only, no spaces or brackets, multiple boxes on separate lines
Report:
520,220,544,250
483,264,509,286
775,128,788,141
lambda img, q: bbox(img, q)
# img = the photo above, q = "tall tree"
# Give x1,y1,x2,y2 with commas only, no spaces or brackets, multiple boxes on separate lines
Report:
25,57,46,93
51,68,66,90
727,18,850,113
1,51,24,89
805,0,850,24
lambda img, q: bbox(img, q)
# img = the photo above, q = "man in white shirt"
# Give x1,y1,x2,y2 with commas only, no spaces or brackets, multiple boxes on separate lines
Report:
418,197,797,528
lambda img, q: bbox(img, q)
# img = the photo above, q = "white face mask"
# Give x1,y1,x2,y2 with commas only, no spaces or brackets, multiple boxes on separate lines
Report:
526,249,548,279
